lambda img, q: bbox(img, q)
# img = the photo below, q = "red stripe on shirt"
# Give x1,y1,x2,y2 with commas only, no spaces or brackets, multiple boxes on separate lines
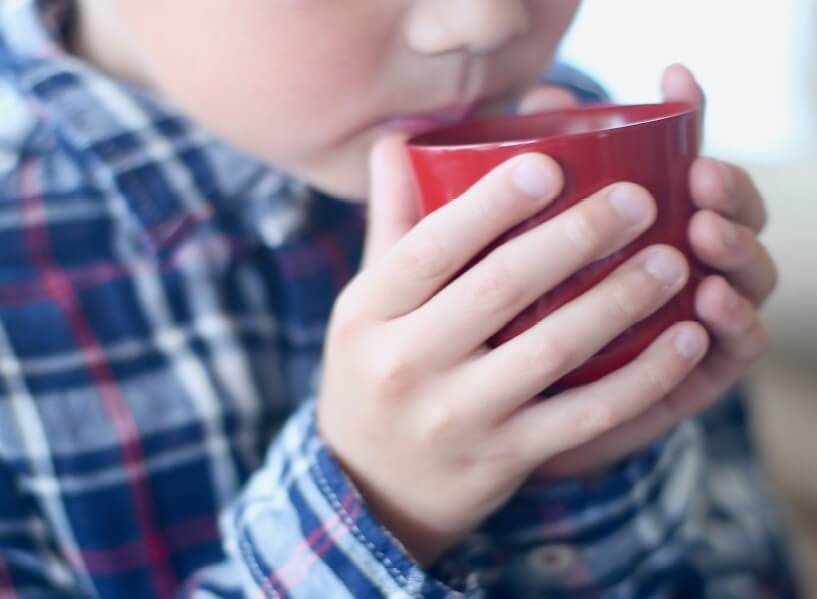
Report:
18,160,178,598
264,493,357,598
64,514,219,576
0,231,250,309
0,557,19,599
281,502,362,592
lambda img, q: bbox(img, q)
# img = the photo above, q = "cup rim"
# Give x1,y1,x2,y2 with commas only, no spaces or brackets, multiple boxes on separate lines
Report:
406,101,699,151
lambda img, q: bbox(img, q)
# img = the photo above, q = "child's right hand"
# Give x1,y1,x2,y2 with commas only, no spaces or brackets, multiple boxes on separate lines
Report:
317,135,710,566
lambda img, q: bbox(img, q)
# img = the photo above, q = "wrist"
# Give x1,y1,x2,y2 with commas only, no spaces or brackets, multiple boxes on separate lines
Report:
317,401,472,566
328,449,465,566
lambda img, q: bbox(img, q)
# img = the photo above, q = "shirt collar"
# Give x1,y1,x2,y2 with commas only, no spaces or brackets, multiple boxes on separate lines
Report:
0,0,319,253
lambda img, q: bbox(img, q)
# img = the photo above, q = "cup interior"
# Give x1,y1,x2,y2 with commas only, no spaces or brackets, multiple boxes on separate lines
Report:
408,102,696,149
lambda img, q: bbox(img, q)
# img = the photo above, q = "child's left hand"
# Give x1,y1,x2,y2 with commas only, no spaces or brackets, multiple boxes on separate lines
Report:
520,64,777,477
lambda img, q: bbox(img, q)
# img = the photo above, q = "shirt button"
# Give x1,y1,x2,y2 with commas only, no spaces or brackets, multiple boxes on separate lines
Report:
526,544,576,577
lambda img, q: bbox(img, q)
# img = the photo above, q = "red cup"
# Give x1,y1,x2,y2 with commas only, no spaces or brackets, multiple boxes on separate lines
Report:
406,102,704,392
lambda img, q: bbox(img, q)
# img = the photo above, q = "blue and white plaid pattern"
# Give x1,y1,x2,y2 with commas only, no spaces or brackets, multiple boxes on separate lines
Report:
0,1,796,597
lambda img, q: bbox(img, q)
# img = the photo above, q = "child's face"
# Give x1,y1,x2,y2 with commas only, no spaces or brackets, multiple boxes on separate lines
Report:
113,1,580,199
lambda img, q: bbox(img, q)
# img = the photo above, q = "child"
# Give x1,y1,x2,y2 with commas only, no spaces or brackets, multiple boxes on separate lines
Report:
0,0,793,597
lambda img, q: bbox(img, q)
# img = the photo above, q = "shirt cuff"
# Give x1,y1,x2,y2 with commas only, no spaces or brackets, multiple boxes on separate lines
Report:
434,424,702,596
221,400,482,598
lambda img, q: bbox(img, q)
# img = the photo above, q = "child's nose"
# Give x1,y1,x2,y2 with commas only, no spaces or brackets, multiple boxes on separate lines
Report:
404,0,529,55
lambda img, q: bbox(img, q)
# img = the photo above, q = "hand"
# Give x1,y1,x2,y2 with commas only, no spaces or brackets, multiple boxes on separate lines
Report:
318,124,708,564
519,65,777,478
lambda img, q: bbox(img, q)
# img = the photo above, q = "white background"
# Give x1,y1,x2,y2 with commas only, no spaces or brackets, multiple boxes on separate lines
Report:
559,0,817,164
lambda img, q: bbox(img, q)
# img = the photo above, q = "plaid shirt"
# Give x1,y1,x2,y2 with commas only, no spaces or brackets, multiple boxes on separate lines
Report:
0,1,796,597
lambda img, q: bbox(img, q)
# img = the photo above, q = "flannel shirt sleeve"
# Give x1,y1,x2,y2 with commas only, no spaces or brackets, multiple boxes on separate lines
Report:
179,413,712,598
430,404,796,598
180,400,477,599
431,425,702,597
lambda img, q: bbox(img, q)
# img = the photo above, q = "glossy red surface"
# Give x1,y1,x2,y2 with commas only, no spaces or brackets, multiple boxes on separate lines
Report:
407,102,703,392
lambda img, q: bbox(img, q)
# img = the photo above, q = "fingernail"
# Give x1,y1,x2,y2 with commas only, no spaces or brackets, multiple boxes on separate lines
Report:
610,184,651,224
721,220,738,247
675,327,705,359
645,250,686,287
512,156,552,199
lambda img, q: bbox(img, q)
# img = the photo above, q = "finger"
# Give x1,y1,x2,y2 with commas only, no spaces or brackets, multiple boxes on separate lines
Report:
690,158,767,232
503,321,709,468
613,279,768,446
404,182,657,364
689,211,778,305
363,134,421,268
517,85,580,115
452,245,689,421
358,153,563,320
539,278,763,478
695,275,763,343
661,63,705,111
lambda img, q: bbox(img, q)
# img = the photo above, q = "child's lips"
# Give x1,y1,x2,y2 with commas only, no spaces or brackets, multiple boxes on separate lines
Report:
384,102,482,135
383,93,517,135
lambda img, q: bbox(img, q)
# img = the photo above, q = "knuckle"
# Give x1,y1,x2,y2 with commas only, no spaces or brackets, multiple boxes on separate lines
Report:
330,283,368,338
473,180,511,227
522,333,574,381
644,360,677,398
368,348,417,396
576,403,617,439
471,254,524,313
564,210,604,257
482,433,525,465
608,275,650,322
420,402,460,445
401,223,450,282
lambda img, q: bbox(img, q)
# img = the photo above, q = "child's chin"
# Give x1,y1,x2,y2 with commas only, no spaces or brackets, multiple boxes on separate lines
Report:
303,169,369,203
268,145,371,203
319,184,369,203
305,159,371,203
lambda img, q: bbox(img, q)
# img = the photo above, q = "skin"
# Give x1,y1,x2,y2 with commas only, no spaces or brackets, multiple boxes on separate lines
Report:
73,0,778,565
73,0,579,199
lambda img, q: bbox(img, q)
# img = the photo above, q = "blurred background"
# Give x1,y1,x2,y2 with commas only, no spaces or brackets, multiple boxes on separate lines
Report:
561,0,817,594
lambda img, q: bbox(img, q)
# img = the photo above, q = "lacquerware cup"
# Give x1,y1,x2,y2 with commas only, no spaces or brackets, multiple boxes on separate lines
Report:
406,102,703,391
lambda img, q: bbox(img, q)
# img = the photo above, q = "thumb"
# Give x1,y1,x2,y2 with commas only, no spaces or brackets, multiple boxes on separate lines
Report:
362,134,420,268
517,84,580,115
661,63,706,144
661,63,706,113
